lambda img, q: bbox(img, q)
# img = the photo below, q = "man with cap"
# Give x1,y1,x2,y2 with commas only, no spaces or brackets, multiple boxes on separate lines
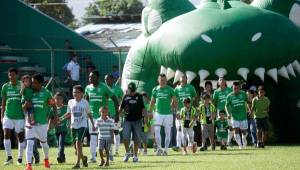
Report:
119,82,147,163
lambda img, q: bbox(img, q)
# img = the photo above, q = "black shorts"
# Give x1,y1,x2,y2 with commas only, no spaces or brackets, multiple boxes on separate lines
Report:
255,117,268,131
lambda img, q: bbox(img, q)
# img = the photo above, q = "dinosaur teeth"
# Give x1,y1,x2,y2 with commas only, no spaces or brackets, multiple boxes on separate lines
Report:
215,68,227,78
292,60,300,74
160,66,167,75
254,67,265,82
267,68,278,83
278,66,290,80
186,71,197,84
198,69,210,83
173,70,184,84
237,68,249,81
287,64,296,77
166,68,175,80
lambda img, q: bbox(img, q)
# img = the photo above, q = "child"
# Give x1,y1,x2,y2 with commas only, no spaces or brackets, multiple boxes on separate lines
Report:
21,75,34,126
180,98,197,155
199,93,216,151
61,85,95,169
251,86,270,148
215,110,229,150
54,92,68,163
95,106,115,167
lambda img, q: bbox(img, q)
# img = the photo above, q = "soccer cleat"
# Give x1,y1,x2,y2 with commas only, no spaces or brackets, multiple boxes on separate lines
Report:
156,149,163,156
44,159,50,168
17,158,22,165
123,153,130,162
82,156,88,167
88,158,96,163
199,147,206,151
71,164,80,169
172,147,180,152
133,156,139,163
4,157,13,165
24,163,32,170
99,160,105,167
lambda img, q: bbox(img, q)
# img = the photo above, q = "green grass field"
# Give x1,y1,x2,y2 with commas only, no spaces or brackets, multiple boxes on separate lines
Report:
1,145,300,170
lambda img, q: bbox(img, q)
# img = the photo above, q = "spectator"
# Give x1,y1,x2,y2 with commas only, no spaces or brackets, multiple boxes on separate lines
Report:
67,55,80,98
112,65,119,80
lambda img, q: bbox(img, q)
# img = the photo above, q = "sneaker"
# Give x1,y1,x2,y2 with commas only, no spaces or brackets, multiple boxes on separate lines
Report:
57,157,62,163
172,146,180,152
25,163,32,170
82,156,88,167
4,157,13,165
99,160,105,167
35,158,40,164
239,146,243,150
123,153,130,162
162,150,168,156
261,143,265,148
199,147,205,151
156,149,163,156
153,144,157,152
223,146,227,150
88,158,96,163
71,164,80,169
212,144,216,151
17,158,22,165
133,156,138,163
44,159,50,168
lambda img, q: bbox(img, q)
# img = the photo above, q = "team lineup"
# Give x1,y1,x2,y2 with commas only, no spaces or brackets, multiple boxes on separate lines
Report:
1,68,270,170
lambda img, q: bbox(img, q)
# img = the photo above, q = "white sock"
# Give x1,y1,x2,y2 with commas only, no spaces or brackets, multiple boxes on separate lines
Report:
90,135,97,159
164,125,171,152
228,130,234,143
18,141,26,159
154,126,162,149
176,130,182,147
115,134,120,152
4,139,12,157
40,142,49,159
234,134,242,147
26,140,34,163
242,133,248,146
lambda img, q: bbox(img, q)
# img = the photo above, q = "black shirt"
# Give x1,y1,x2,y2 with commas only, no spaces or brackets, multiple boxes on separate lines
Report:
120,93,145,121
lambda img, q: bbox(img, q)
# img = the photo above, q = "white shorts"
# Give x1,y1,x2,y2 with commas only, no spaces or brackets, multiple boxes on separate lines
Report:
227,118,233,127
88,118,98,134
25,124,48,142
232,120,248,130
154,114,173,127
2,117,24,133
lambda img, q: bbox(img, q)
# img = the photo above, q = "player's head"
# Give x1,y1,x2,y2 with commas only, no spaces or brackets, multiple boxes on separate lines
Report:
158,74,167,86
180,74,187,85
32,73,44,91
54,92,64,106
258,85,266,97
219,110,226,120
89,70,99,84
218,77,226,88
232,81,240,94
128,82,137,93
104,74,114,86
100,106,109,117
183,98,191,107
8,67,18,83
22,74,31,87
73,85,84,100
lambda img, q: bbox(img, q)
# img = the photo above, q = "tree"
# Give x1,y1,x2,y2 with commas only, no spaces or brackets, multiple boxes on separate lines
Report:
84,0,143,23
25,0,76,27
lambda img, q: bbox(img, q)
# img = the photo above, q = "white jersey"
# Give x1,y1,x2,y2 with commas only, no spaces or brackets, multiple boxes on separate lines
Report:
67,98,90,129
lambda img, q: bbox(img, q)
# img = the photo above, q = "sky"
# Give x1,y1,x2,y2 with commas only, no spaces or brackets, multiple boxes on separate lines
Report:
67,0,201,22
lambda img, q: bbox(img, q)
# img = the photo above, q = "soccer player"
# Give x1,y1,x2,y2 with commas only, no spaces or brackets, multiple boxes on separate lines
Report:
212,77,233,146
24,73,57,170
104,74,123,156
251,86,270,148
1,68,25,165
84,71,119,163
95,106,115,167
61,85,95,169
225,81,248,149
150,74,178,156
215,110,229,150
174,74,197,151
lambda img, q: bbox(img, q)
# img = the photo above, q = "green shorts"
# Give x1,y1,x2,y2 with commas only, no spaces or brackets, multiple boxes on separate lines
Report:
72,127,87,143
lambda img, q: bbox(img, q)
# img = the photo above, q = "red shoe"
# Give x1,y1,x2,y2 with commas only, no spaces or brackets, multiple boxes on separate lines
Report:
44,159,50,168
25,163,32,170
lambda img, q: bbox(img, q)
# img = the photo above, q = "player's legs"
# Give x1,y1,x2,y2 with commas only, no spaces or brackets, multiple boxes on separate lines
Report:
201,124,208,149
240,120,248,148
88,119,97,162
15,119,25,163
154,114,163,153
162,115,172,154
227,119,234,146
35,125,50,168
175,119,182,148
25,127,35,165
3,117,13,164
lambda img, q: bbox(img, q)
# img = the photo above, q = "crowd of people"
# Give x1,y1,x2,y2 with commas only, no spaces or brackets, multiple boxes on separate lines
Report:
0,67,271,169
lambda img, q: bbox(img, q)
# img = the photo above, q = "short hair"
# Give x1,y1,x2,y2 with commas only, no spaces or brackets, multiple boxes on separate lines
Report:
183,98,191,104
205,81,212,87
22,74,31,81
54,92,64,98
219,110,226,116
73,85,84,92
90,70,99,77
258,85,265,91
233,81,240,86
32,73,44,84
8,67,18,74
159,73,166,78
99,106,108,111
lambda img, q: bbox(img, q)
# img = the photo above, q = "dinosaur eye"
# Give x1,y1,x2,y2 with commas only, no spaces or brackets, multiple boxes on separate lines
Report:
201,34,213,43
289,2,300,27
251,32,262,42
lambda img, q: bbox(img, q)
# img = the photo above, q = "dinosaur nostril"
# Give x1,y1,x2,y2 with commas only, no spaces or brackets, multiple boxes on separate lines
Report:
251,32,262,42
201,34,213,43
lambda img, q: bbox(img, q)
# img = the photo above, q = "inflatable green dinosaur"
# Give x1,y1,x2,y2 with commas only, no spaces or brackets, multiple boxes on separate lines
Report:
122,0,300,141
